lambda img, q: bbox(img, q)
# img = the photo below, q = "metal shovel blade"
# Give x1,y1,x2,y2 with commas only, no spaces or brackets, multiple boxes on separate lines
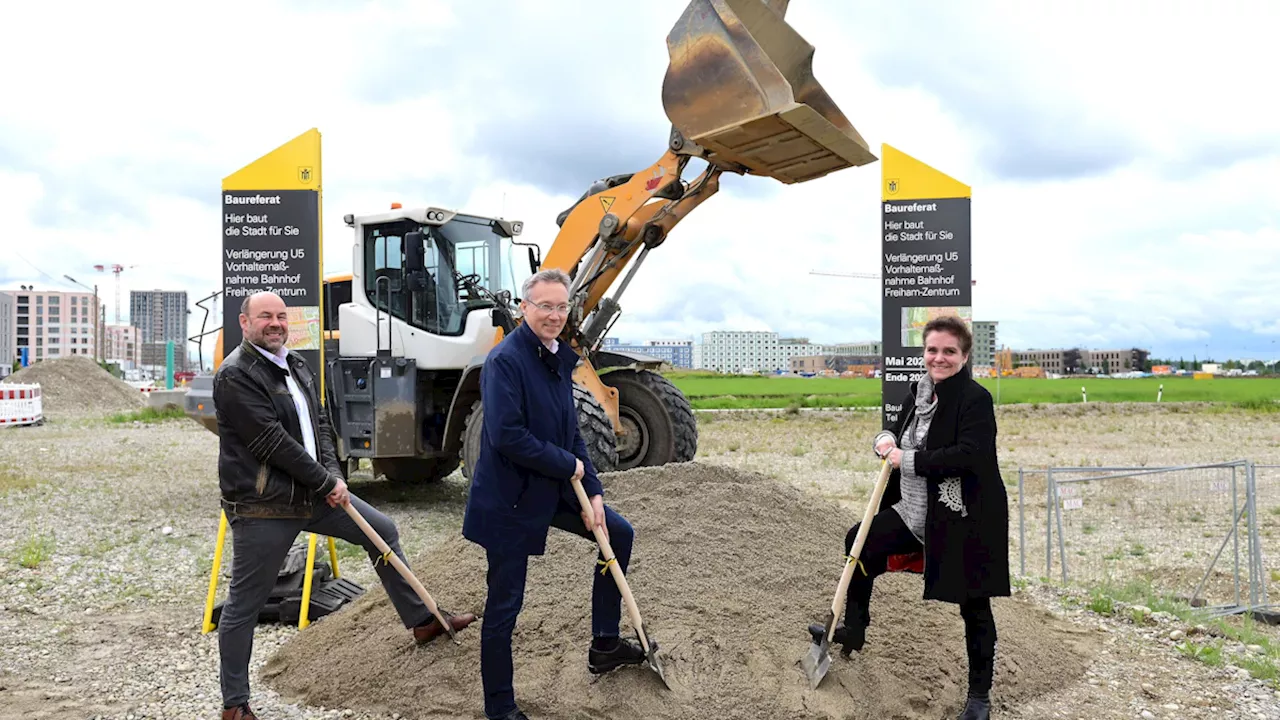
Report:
438,610,460,644
641,631,672,690
801,611,835,689
662,0,877,184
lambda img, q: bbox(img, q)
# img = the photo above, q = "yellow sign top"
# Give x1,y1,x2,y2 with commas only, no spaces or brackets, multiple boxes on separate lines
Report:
880,143,970,201
222,128,322,191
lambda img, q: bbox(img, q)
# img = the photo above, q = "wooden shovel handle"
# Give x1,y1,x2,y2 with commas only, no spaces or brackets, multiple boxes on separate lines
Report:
569,475,652,654
342,501,453,632
826,457,894,641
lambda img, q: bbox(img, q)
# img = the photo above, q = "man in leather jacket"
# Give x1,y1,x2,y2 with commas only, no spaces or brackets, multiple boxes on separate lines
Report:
213,291,475,720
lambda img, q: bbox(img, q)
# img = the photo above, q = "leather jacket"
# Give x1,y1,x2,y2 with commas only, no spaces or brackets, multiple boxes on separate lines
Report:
212,339,341,519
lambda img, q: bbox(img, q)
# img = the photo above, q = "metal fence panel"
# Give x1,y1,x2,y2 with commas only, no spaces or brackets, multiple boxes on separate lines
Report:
1012,469,1052,581
1254,464,1280,609
1017,462,1257,614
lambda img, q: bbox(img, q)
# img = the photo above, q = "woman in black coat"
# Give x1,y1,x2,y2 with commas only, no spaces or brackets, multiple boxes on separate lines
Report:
808,316,1010,720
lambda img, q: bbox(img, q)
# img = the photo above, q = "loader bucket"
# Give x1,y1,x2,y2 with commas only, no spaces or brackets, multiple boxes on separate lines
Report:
662,0,877,184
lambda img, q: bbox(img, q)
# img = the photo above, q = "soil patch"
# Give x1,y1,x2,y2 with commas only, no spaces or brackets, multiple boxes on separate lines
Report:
2,356,142,418
263,463,1099,719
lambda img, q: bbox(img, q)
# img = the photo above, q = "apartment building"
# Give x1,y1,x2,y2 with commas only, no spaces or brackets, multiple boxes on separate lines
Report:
0,292,13,367
696,331,822,373
104,324,143,370
972,321,998,369
0,287,101,364
130,290,189,370
821,341,881,356
1013,347,1150,374
602,338,694,369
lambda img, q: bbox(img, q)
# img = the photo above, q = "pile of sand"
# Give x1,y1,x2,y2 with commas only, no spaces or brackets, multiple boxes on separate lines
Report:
2,356,143,417
263,464,1099,720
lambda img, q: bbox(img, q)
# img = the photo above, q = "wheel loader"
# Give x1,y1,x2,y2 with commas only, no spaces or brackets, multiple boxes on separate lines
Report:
185,0,877,483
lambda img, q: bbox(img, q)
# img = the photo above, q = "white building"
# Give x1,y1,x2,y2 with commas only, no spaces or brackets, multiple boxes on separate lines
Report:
697,331,822,374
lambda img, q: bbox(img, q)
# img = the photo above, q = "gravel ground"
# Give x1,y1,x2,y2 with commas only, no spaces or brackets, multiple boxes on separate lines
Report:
1,403,1279,719
695,404,1280,606
0,416,458,720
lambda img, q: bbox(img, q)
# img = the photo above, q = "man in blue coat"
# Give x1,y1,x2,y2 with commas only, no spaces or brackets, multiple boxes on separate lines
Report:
463,268,646,720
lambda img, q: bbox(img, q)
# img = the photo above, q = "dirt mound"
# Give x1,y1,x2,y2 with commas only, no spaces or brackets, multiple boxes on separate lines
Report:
263,464,1099,720
2,356,143,417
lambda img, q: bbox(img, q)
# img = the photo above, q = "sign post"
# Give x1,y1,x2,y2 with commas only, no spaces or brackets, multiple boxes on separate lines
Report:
879,144,972,429
220,129,325,389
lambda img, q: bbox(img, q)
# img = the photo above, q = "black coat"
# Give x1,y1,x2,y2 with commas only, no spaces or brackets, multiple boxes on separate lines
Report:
881,365,1011,603
213,340,342,519
462,321,604,557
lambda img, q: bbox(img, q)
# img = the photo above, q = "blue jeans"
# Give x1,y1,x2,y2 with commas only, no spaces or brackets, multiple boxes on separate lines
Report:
480,501,634,719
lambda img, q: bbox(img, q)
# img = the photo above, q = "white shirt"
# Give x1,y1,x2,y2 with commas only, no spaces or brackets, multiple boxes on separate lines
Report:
254,343,318,461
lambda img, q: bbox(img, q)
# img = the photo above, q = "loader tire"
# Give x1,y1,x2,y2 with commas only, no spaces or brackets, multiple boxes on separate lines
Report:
574,382,618,475
372,456,460,484
600,369,676,471
460,384,618,481
628,369,697,463
461,400,483,482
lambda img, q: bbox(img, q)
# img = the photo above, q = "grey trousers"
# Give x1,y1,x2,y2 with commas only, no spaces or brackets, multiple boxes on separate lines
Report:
218,495,431,708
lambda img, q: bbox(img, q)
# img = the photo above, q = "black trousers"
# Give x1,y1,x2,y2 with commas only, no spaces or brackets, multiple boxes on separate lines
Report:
219,496,432,708
844,508,997,699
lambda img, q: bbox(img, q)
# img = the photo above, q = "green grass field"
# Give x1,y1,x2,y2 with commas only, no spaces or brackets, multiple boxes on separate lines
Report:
662,371,1280,410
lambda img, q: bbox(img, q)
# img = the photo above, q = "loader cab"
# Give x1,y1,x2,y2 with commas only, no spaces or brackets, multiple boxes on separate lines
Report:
327,206,538,483
342,207,534,359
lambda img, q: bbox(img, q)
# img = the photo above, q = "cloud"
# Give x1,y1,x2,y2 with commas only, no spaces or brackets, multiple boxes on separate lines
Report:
1,0,1278,369
830,0,1280,184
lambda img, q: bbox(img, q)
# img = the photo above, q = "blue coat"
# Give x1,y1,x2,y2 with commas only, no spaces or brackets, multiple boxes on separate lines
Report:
462,321,604,556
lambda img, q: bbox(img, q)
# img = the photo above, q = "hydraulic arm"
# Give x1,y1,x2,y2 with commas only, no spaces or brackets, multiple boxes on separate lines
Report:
540,0,879,431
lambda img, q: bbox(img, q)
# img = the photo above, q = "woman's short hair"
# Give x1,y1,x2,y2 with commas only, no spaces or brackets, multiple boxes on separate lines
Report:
923,315,973,355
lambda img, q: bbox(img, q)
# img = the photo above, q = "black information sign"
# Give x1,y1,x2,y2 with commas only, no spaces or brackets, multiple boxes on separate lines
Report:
221,189,322,372
880,197,972,429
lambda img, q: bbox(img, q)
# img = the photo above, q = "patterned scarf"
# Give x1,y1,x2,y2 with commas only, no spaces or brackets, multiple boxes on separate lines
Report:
910,371,939,442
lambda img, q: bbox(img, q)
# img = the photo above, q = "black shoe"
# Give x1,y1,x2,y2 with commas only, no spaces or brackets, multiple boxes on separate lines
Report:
957,696,990,720
807,622,865,655
492,710,529,720
588,636,649,674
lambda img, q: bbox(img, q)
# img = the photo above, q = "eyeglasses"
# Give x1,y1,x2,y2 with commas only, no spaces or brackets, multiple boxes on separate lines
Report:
530,302,570,315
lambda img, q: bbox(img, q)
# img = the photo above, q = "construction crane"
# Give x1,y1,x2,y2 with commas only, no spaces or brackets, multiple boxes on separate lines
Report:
93,263,139,324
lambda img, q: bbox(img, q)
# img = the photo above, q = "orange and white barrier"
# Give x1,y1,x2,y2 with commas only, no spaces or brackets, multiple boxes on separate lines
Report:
0,384,43,428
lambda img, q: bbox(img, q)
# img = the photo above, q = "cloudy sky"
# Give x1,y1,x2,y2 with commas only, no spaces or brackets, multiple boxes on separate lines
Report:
3,0,1277,365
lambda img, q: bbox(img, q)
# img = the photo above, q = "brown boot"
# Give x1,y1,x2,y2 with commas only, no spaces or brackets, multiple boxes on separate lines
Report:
412,610,477,645
221,704,258,720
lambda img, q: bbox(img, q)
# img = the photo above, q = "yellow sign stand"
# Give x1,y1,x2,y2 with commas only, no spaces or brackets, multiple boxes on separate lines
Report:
220,127,327,401
205,129,337,634
201,510,341,634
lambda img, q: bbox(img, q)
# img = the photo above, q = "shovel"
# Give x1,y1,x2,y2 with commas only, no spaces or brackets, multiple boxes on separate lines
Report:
569,475,671,690
802,456,894,689
341,500,462,645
